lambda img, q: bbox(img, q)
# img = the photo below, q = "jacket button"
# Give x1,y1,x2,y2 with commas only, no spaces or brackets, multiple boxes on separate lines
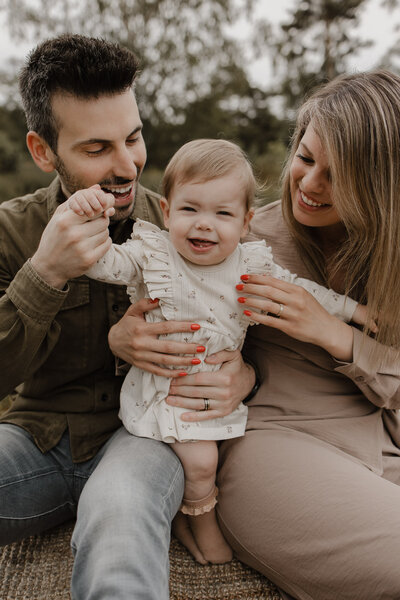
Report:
112,304,119,312
101,393,109,402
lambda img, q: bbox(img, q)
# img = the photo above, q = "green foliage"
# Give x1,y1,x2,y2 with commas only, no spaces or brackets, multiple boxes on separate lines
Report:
0,131,19,173
0,159,54,204
255,0,372,111
0,0,399,202
2,0,255,124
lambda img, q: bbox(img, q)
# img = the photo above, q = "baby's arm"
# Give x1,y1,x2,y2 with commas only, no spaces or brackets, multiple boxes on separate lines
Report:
270,261,358,323
85,239,144,286
67,186,144,285
68,185,115,219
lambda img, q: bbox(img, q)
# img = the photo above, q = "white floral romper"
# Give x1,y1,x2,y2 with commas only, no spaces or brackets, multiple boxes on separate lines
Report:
86,219,357,443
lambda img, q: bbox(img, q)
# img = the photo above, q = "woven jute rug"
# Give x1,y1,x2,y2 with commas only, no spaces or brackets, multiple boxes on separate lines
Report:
0,522,281,600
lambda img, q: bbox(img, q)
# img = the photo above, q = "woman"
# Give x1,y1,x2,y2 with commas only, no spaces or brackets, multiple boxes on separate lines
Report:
110,70,400,599
216,69,400,600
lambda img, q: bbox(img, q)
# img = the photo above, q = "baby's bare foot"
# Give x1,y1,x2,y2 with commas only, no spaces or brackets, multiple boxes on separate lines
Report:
189,510,233,564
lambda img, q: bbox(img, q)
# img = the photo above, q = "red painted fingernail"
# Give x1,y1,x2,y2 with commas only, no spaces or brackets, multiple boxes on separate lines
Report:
191,358,201,365
237,297,246,303
236,283,244,290
150,298,159,303
241,274,250,281
178,372,187,377
191,324,201,330
243,310,252,316
196,346,206,353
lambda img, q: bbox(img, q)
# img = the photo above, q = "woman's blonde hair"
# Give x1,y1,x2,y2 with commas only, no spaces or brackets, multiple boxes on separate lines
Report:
281,69,400,351
162,138,257,210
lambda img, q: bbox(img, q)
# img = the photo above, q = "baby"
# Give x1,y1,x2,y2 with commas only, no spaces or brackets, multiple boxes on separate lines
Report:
68,139,368,564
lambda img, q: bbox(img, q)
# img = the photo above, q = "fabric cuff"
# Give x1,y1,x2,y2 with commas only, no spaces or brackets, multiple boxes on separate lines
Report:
333,328,372,383
6,259,68,323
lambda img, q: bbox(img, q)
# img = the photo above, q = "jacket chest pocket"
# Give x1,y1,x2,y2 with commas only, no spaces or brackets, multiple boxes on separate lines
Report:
46,279,91,372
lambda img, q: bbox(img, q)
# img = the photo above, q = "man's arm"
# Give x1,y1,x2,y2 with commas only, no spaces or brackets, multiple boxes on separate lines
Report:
108,299,256,420
0,193,113,398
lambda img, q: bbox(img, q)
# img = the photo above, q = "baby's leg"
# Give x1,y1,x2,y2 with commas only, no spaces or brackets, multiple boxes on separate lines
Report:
172,440,233,564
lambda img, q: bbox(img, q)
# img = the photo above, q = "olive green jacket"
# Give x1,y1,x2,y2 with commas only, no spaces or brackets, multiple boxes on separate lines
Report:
0,177,164,462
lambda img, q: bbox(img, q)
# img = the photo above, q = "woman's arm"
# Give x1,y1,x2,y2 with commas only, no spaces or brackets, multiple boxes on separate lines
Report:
335,328,400,409
238,274,355,361
238,274,400,409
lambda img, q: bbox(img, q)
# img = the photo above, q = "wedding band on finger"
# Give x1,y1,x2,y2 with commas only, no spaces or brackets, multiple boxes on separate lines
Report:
203,398,210,411
275,303,284,319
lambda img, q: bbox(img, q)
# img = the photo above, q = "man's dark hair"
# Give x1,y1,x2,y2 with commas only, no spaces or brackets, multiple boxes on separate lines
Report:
19,34,140,151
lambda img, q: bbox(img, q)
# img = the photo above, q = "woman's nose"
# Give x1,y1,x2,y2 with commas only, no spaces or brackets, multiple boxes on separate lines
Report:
301,167,328,193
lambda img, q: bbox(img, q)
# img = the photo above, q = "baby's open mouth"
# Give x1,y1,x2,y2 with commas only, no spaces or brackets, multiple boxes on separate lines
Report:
189,239,217,248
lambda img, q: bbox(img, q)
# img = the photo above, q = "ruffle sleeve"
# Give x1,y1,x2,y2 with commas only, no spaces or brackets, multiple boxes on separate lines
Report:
129,219,175,317
240,240,275,276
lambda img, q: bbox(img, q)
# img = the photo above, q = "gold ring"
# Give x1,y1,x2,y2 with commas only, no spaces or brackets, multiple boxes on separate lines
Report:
203,398,210,411
275,303,284,319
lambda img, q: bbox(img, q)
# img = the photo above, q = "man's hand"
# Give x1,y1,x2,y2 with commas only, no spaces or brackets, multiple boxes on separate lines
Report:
167,349,255,421
108,298,205,375
30,185,114,289
109,298,256,418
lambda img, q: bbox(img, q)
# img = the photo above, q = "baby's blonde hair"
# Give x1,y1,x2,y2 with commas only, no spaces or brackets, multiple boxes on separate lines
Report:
162,139,257,210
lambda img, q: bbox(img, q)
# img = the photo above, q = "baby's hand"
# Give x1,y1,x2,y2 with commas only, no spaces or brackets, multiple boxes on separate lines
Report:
352,303,378,334
67,184,115,218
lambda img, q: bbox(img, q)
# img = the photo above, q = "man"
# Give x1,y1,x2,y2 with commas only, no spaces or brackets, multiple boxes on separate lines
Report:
0,34,254,598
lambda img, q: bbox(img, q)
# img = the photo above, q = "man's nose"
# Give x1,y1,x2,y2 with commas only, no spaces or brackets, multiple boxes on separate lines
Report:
112,146,138,180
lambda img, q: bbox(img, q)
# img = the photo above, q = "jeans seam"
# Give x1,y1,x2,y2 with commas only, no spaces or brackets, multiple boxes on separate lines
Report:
162,453,184,509
0,500,75,520
0,468,67,489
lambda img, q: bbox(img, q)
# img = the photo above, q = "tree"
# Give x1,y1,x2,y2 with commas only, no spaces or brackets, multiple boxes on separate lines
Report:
254,0,371,112
1,0,256,123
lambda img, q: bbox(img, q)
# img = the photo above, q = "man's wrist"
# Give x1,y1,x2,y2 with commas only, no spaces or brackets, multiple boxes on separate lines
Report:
242,359,261,403
30,255,67,290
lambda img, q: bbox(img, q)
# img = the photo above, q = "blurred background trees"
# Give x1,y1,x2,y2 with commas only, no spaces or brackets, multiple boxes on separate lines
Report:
0,0,398,204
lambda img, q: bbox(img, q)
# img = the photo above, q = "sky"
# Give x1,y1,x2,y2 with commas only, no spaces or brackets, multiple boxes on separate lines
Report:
0,0,398,84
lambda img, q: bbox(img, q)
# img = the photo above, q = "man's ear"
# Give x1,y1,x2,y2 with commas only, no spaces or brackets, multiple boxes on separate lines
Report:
26,131,56,173
160,197,170,228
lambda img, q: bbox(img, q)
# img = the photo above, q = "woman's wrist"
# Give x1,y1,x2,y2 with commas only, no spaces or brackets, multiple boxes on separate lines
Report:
323,321,354,362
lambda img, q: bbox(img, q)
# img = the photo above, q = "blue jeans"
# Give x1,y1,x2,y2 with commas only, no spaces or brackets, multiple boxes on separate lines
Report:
0,424,184,599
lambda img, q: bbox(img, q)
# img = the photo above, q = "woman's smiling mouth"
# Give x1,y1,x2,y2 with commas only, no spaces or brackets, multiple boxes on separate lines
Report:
299,191,330,209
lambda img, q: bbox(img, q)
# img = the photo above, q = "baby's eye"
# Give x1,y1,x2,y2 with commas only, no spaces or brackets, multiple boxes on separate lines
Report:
181,206,196,212
218,211,233,216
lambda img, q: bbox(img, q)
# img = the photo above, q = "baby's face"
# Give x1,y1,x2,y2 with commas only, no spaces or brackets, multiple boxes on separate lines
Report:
161,173,252,266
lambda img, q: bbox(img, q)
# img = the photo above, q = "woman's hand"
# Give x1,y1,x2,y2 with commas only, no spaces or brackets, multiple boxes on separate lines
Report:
108,298,205,377
237,274,354,362
166,349,255,421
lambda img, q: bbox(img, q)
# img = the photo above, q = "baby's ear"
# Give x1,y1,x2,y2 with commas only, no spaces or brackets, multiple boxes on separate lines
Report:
242,208,254,235
159,197,170,228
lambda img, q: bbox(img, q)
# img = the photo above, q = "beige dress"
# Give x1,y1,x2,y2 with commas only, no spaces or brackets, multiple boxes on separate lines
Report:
217,201,400,600
87,219,356,443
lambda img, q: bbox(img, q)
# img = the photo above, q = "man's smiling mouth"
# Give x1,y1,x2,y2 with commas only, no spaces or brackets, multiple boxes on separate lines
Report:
102,184,132,198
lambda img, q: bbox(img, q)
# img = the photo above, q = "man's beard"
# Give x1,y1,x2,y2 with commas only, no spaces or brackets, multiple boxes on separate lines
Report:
54,155,138,222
